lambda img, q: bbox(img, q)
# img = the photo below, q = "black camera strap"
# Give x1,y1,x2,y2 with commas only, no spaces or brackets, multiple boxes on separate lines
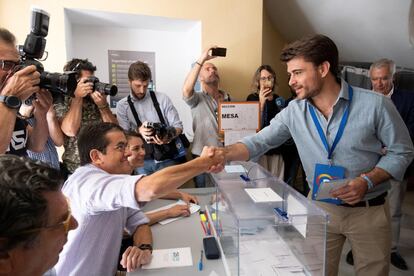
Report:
149,90,167,125
127,95,142,127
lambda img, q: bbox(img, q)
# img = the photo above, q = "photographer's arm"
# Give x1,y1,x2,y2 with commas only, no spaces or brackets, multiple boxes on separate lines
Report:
27,90,52,152
182,46,217,99
47,106,64,146
0,65,40,153
90,91,118,124
134,147,224,201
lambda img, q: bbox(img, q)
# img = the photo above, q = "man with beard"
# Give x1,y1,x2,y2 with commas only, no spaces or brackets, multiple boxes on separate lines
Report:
209,35,414,275
55,59,117,175
117,61,185,175
182,46,231,187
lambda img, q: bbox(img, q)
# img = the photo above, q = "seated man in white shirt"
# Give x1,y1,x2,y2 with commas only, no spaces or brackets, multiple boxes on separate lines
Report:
55,122,224,276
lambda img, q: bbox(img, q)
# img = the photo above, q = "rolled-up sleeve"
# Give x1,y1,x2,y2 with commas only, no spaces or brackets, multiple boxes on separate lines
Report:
375,96,414,180
183,92,200,108
125,208,150,235
242,108,292,161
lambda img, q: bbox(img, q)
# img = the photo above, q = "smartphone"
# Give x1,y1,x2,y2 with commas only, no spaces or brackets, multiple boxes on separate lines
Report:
211,47,227,57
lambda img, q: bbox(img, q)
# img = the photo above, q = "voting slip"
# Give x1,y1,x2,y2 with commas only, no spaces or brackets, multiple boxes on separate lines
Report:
145,200,200,225
142,247,193,269
312,163,345,205
245,188,283,203
315,178,351,201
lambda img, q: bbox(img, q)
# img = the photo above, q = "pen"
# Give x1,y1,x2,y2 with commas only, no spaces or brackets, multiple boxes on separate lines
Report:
200,220,207,235
198,250,204,271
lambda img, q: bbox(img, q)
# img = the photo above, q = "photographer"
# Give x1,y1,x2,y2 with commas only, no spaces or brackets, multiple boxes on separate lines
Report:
117,61,184,175
0,28,50,156
55,58,117,174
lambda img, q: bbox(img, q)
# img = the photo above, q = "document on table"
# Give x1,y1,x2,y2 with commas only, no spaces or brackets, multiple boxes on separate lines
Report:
145,200,200,225
142,247,193,269
245,188,283,203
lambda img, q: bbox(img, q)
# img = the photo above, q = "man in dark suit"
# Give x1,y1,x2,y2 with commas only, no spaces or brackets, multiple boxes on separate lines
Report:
346,58,414,270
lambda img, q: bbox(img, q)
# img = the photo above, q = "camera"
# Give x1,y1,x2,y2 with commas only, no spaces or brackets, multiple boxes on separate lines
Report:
84,76,118,96
144,122,168,142
19,7,77,104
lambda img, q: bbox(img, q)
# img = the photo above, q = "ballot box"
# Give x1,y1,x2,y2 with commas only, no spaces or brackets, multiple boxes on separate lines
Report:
210,161,328,276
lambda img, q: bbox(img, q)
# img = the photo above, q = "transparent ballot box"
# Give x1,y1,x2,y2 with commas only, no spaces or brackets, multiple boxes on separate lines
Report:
210,162,328,276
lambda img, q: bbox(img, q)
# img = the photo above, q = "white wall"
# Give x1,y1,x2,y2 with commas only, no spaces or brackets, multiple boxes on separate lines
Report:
68,22,201,138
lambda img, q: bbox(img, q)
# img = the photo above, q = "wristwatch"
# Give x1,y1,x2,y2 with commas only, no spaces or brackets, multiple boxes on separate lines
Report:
138,244,153,253
0,95,22,109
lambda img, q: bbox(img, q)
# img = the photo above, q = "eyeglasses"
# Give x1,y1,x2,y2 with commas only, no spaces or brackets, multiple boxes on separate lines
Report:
259,76,274,81
0,60,19,71
4,199,73,237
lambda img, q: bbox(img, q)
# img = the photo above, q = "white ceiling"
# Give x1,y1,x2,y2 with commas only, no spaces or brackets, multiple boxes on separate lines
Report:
65,8,197,32
265,0,414,69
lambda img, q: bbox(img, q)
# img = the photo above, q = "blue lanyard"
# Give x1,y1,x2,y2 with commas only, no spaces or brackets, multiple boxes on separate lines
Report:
308,86,353,163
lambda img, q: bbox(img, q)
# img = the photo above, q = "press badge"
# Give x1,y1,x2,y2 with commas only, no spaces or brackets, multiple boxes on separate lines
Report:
312,163,345,205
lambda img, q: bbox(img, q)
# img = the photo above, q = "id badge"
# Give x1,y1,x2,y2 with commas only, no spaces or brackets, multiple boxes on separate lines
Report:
312,163,345,205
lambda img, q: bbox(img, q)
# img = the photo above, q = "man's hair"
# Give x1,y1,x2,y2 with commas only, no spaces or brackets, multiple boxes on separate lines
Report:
251,65,278,93
78,122,124,166
125,130,144,141
128,61,152,81
0,155,63,253
63,58,97,74
0,28,16,45
370,58,396,77
280,34,339,78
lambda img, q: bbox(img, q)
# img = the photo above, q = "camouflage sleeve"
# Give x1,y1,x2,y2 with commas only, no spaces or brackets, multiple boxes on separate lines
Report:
54,96,70,121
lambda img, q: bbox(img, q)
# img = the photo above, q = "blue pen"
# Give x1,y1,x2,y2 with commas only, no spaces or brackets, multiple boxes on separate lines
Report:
198,250,204,271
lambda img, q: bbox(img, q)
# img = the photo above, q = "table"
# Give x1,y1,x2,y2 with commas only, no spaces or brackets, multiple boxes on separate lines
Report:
128,188,227,276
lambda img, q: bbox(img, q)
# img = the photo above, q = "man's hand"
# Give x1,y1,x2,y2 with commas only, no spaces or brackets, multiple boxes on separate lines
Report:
330,177,368,205
167,204,191,218
120,246,152,272
200,146,225,173
74,77,93,98
1,65,40,100
180,191,198,204
32,89,53,118
138,121,155,143
90,91,108,107
197,45,219,65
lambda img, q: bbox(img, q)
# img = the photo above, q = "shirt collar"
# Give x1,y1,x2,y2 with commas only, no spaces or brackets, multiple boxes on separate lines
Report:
385,86,394,98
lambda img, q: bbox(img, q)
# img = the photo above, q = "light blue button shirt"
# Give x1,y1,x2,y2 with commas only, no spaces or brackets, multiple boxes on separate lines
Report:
242,80,414,200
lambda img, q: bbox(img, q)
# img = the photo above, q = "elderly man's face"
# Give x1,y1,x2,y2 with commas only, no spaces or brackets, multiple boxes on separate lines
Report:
0,41,19,85
5,191,78,276
370,66,393,95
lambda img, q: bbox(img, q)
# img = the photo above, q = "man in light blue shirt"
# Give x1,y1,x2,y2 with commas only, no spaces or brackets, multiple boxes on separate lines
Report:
217,35,414,276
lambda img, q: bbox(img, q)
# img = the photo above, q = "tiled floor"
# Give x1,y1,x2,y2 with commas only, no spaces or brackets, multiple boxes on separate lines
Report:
338,190,414,275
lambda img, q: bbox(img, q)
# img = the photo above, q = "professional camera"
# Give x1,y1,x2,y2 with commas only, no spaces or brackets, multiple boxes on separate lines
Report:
144,122,168,142
85,76,118,96
19,7,77,102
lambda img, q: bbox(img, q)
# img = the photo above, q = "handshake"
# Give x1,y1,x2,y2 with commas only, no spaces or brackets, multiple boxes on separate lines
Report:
199,146,227,173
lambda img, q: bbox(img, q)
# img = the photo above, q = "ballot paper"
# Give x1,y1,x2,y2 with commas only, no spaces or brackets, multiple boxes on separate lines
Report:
224,164,246,173
244,188,283,203
146,200,200,225
142,247,193,269
315,178,351,200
